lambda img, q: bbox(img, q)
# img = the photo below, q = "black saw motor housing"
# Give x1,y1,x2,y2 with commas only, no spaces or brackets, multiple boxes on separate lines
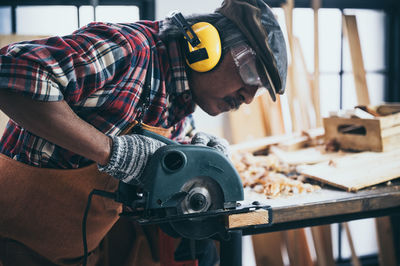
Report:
141,143,244,212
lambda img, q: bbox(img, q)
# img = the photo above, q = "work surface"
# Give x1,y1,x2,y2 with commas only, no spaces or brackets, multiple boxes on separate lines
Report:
239,178,400,234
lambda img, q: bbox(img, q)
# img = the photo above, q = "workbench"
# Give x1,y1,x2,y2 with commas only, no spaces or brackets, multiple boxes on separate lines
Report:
219,179,400,266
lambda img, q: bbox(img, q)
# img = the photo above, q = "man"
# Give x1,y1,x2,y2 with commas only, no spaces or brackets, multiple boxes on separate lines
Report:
0,0,287,265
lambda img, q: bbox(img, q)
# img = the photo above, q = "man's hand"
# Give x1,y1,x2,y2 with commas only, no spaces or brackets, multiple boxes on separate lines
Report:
98,134,165,185
191,132,230,157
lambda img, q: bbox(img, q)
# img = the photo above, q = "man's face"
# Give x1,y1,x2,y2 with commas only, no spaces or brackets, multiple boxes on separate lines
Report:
188,51,259,116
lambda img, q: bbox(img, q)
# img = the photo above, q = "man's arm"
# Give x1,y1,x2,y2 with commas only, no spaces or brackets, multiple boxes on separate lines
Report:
0,90,112,165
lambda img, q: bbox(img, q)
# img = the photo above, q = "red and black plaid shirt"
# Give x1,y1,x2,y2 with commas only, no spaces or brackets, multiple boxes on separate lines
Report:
0,20,195,169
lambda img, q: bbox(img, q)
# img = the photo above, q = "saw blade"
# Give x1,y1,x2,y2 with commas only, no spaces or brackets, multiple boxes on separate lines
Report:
169,176,225,239
169,216,223,240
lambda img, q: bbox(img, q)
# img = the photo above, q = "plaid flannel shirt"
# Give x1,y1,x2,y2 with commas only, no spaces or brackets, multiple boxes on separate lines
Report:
0,20,196,169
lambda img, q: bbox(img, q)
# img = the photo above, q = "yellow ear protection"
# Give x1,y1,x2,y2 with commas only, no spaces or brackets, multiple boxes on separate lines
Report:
171,12,222,72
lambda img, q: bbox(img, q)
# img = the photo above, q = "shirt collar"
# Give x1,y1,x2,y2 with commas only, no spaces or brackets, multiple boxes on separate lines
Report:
163,32,196,124
166,38,191,95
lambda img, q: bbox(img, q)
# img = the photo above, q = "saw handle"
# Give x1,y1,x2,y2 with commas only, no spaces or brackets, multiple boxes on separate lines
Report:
136,127,179,146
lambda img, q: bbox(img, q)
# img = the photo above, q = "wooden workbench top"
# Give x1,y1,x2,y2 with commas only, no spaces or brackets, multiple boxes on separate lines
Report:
241,179,400,225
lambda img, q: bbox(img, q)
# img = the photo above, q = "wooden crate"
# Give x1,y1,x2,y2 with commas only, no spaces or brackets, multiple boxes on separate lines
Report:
323,112,400,152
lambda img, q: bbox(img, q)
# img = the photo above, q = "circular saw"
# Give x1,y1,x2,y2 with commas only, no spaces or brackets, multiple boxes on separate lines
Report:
116,129,270,240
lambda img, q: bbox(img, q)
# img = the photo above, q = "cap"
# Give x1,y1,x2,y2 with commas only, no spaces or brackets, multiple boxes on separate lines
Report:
216,0,288,101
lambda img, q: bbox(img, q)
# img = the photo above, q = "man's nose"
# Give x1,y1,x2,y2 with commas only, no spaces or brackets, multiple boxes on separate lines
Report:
240,86,257,104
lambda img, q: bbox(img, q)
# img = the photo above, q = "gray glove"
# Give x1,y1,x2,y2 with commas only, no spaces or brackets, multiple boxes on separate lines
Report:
191,132,230,157
98,134,165,185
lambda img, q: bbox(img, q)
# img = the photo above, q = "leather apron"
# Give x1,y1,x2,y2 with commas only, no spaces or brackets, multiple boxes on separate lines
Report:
0,122,172,266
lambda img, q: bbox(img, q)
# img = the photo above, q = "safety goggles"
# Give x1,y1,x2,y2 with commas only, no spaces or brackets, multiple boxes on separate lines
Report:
230,43,267,97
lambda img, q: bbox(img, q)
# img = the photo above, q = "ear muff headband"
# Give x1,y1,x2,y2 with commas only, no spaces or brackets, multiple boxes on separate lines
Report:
171,12,222,72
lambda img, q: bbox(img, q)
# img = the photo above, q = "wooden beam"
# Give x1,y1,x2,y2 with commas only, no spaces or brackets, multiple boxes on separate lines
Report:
0,34,47,48
227,209,270,229
298,148,400,191
283,229,314,266
282,0,300,132
343,222,361,266
312,0,322,127
283,0,294,49
252,233,284,266
282,4,317,131
292,37,316,129
260,94,286,136
227,97,268,144
342,15,371,105
375,217,397,266
311,225,335,266
0,111,8,135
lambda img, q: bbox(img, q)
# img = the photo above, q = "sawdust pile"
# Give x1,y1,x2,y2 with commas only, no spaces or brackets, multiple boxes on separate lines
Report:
232,152,321,198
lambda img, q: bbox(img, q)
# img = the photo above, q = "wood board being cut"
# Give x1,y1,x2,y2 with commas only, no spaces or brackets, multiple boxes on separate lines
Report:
297,149,400,191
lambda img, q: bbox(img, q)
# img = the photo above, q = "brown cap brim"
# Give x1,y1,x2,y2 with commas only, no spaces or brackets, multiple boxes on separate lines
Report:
257,58,276,101
217,0,287,96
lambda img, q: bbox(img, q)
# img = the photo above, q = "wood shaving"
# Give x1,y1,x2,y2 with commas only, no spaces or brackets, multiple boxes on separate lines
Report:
328,160,337,167
232,152,321,198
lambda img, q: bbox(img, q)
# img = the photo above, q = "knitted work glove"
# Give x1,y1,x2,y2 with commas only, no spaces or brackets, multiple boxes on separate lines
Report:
98,134,165,185
191,132,230,158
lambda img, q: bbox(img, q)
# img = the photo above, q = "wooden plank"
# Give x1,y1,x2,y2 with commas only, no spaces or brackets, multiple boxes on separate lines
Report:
311,225,335,266
342,15,370,106
380,111,400,129
298,149,400,191
282,0,294,51
278,129,324,151
227,209,270,229
307,9,335,256
312,0,322,127
375,217,397,266
283,229,313,266
230,134,292,153
279,34,316,132
254,4,315,264
0,34,48,48
270,145,348,166
252,233,284,266
278,135,313,151
260,94,285,136
376,103,400,116
0,111,8,135
343,222,361,266
282,1,300,133
382,130,400,153
382,124,400,138
227,97,267,144
230,128,324,153
293,37,317,130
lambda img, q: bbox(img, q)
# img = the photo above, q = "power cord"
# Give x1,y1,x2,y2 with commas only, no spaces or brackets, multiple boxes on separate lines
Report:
82,189,117,266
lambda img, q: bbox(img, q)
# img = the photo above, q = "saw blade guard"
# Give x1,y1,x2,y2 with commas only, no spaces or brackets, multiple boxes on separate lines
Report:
141,144,244,212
